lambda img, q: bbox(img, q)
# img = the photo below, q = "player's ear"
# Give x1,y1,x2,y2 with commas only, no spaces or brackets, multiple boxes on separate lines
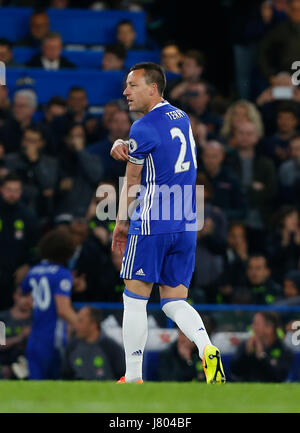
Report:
149,83,157,96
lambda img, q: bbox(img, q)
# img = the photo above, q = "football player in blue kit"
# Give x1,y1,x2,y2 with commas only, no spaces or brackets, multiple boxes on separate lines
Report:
21,228,77,380
111,62,225,384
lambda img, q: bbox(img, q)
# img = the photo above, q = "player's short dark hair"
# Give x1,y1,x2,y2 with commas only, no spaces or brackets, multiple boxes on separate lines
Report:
130,62,166,96
38,227,76,266
104,43,127,60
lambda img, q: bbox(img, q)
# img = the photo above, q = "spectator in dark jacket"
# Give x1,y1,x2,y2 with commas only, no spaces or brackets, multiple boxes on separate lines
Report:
219,222,249,304
240,254,282,305
55,123,103,217
199,141,247,222
17,10,50,48
26,32,75,70
278,135,300,205
0,173,39,311
87,110,131,181
190,173,228,303
258,0,300,82
267,205,300,283
52,86,101,145
4,126,59,219
263,102,300,166
226,121,277,249
62,307,125,380
230,311,294,382
0,38,22,68
0,89,38,155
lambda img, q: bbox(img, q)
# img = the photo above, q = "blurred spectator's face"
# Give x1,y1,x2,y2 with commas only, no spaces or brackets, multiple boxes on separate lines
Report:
22,129,44,152
181,56,203,81
186,83,210,113
202,145,224,174
231,104,250,129
288,0,300,23
13,95,35,123
234,122,259,150
102,104,120,129
102,52,124,71
14,289,32,313
108,110,131,139
283,210,299,230
68,90,88,114
70,221,88,246
42,37,62,62
247,257,270,285
283,279,299,297
76,308,96,339
228,225,246,249
0,44,12,64
117,23,136,49
252,313,269,339
66,124,85,150
290,138,300,159
161,45,182,72
46,103,66,122
277,112,298,133
30,13,50,40
1,180,22,205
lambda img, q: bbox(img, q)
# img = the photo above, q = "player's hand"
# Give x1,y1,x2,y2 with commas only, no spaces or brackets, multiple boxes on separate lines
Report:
112,222,129,256
110,139,129,161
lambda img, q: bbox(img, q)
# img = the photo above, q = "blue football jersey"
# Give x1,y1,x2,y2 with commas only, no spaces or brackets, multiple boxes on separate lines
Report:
21,260,73,347
127,100,197,235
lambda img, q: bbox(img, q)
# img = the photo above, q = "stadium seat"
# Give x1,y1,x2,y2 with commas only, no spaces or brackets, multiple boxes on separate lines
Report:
6,67,126,106
12,47,161,69
0,7,146,45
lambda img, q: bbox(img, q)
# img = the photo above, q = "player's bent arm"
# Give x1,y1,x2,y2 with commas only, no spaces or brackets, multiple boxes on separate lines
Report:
117,161,144,224
55,295,77,327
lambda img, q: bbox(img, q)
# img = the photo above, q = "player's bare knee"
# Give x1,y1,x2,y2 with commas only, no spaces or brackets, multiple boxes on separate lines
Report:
124,279,153,298
159,284,188,300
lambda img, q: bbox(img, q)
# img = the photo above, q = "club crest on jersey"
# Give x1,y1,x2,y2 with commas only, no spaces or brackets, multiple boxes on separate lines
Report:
128,138,138,153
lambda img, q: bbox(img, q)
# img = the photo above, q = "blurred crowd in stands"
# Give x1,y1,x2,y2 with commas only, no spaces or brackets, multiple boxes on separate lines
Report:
0,0,300,382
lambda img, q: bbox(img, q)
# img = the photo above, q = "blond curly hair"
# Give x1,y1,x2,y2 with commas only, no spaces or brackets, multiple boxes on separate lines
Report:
220,100,264,139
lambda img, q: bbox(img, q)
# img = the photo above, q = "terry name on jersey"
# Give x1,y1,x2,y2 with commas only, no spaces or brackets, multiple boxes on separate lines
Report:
165,109,186,120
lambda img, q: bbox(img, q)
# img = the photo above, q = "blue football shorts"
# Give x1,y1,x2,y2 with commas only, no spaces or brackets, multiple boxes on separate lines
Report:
120,231,197,288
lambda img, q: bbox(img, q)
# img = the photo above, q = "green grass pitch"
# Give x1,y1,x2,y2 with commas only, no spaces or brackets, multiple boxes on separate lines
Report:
0,381,300,413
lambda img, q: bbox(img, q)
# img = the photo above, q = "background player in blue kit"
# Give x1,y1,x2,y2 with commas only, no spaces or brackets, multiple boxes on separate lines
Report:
21,228,78,380
111,62,225,384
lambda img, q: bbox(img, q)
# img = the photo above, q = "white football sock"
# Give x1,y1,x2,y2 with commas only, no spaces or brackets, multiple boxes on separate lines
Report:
162,300,211,359
122,291,149,382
